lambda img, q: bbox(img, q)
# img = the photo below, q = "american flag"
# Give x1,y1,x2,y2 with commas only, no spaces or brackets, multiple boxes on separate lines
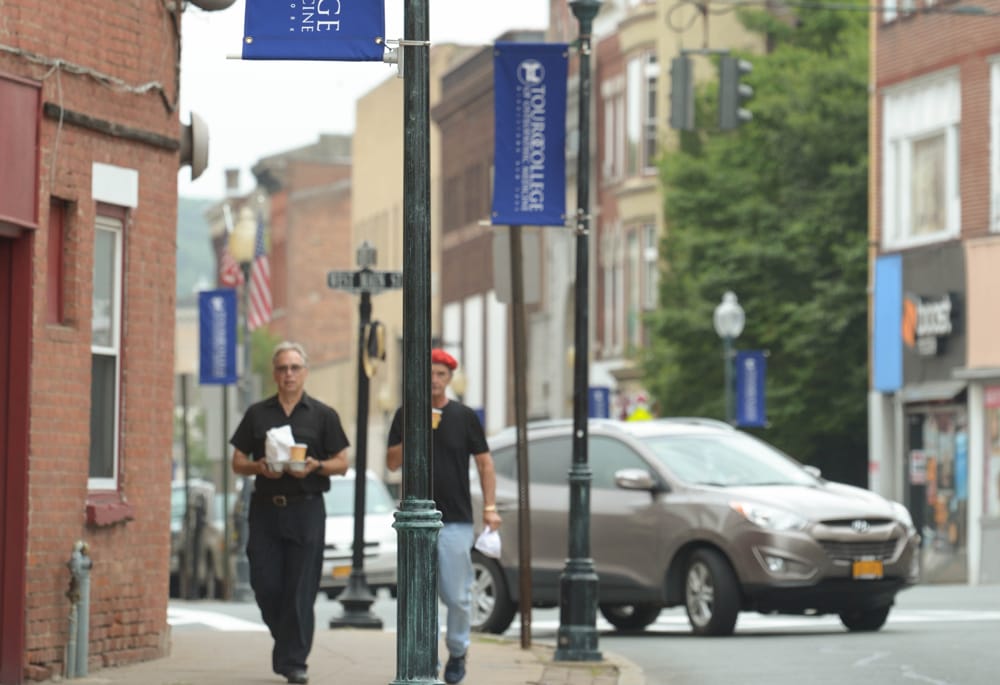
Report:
247,214,272,331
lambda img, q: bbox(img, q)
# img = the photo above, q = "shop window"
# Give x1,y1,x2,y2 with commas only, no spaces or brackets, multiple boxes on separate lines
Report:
881,71,960,249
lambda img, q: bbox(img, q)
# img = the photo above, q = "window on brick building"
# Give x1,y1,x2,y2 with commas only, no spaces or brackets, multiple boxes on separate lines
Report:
89,214,123,488
625,51,659,177
882,70,960,249
992,59,1000,233
642,223,658,311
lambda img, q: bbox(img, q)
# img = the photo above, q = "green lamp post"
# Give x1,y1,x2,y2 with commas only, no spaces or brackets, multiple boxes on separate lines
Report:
391,1,442,683
555,0,603,663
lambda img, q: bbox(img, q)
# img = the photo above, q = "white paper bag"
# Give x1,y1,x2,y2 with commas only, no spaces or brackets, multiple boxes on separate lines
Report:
265,425,295,464
474,528,502,559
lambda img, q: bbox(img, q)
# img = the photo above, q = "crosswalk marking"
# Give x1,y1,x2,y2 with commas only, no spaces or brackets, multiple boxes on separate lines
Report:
168,605,1000,633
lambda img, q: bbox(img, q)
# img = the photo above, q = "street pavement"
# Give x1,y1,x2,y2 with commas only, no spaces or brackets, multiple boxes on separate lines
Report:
66,627,645,685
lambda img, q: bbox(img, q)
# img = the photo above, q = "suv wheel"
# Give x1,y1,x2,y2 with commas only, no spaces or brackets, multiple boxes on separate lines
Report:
684,548,739,636
599,604,661,631
470,550,516,634
839,606,890,632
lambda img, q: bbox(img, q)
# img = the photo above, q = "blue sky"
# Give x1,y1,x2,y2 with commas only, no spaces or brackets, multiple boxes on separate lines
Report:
178,0,548,199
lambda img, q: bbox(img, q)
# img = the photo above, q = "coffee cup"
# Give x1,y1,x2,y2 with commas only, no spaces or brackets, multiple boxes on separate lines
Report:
290,443,307,462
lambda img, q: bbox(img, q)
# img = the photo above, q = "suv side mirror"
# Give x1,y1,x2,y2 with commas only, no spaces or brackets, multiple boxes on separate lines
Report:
614,468,665,493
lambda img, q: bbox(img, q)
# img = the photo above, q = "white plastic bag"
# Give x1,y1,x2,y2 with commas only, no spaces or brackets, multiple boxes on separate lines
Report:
474,528,502,559
265,425,295,466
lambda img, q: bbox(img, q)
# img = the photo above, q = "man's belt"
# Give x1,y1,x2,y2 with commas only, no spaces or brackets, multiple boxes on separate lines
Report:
252,492,319,507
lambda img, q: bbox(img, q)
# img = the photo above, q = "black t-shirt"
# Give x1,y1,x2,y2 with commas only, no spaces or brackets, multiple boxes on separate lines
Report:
231,392,349,497
388,401,489,523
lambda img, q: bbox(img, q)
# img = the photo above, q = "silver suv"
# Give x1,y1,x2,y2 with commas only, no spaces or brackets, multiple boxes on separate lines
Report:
471,418,920,636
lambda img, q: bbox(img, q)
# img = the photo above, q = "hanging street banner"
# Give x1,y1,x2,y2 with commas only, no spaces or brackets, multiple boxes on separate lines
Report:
198,289,238,385
242,0,385,61
735,350,767,428
491,41,568,227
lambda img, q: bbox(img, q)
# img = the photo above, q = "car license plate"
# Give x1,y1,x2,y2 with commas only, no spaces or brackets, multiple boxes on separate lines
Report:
332,565,352,579
852,559,883,579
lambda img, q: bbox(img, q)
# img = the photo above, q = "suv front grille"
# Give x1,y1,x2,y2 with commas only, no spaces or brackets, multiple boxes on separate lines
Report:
820,539,898,561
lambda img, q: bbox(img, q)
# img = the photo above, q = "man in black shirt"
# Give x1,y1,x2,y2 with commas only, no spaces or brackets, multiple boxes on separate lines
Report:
231,341,349,685
386,348,501,684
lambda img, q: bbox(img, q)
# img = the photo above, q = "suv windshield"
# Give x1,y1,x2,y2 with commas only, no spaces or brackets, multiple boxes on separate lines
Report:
639,431,817,487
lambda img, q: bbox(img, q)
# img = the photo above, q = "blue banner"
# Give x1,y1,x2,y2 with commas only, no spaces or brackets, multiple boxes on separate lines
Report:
199,289,237,385
588,386,611,418
242,0,385,61
735,350,767,428
492,42,568,227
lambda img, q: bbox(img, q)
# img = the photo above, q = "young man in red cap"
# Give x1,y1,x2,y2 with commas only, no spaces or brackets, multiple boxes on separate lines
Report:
386,348,502,684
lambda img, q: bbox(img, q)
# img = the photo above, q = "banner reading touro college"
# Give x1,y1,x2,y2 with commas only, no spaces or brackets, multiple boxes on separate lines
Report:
735,350,767,428
242,0,385,61
198,289,237,385
492,42,568,227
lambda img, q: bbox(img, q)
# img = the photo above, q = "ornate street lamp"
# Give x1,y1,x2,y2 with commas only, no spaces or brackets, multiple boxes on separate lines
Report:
555,0,603,663
228,205,257,602
713,291,745,424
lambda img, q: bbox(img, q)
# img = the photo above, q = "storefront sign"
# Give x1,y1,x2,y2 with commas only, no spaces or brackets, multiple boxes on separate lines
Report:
902,293,955,356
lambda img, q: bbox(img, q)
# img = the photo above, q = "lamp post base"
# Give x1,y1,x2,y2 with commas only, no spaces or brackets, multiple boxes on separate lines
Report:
329,572,383,629
554,561,602,662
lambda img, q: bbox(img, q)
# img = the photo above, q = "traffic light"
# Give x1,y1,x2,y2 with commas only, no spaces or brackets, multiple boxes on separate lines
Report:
719,55,753,130
669,55,694,131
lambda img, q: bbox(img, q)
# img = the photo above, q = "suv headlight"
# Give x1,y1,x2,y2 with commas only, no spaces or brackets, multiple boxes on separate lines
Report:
890,501,917,535
731,501,807,531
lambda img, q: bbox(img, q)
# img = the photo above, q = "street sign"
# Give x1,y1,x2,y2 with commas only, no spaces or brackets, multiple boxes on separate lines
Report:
327,268,403,295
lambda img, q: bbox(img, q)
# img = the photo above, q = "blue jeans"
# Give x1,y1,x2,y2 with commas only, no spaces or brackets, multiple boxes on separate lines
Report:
438,523,474,658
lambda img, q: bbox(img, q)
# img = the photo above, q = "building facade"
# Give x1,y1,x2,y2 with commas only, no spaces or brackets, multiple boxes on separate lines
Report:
1,0,199,680
869,4,1000,585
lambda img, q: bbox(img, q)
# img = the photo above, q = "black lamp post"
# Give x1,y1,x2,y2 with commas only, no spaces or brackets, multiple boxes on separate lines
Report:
391,1,442,683
555,0,602,663
713,291,745,424
228,206,257,602
329,242,387,629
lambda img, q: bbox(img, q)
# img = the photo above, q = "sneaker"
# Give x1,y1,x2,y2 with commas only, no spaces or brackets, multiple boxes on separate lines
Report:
443,654,466,684
283,669,308,684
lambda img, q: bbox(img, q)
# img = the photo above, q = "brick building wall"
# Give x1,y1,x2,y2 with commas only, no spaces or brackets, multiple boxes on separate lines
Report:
1,0,182,680
876,12,1000,241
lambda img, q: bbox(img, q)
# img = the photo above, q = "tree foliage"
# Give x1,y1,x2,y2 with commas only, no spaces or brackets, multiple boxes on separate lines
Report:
644,7,870,485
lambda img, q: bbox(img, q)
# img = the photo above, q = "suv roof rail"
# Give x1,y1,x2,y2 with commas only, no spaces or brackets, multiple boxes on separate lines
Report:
651,417,736,430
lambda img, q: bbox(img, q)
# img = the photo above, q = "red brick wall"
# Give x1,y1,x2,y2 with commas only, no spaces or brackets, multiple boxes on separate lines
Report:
282,179,355,368
876,12,1000,241
2,0,181,679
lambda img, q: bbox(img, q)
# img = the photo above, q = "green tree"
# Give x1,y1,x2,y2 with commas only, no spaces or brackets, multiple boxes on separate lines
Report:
644,7,870,485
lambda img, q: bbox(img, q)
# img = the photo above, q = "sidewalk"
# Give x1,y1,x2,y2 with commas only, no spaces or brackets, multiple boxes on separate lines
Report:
68,629,645,685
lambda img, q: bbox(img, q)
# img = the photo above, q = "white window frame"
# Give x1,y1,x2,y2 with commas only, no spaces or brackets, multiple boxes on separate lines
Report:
626,51,658,177
881,70,961,250
89,215,123,490
642,223,658,310
626,229,641,348
601,76,625,182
